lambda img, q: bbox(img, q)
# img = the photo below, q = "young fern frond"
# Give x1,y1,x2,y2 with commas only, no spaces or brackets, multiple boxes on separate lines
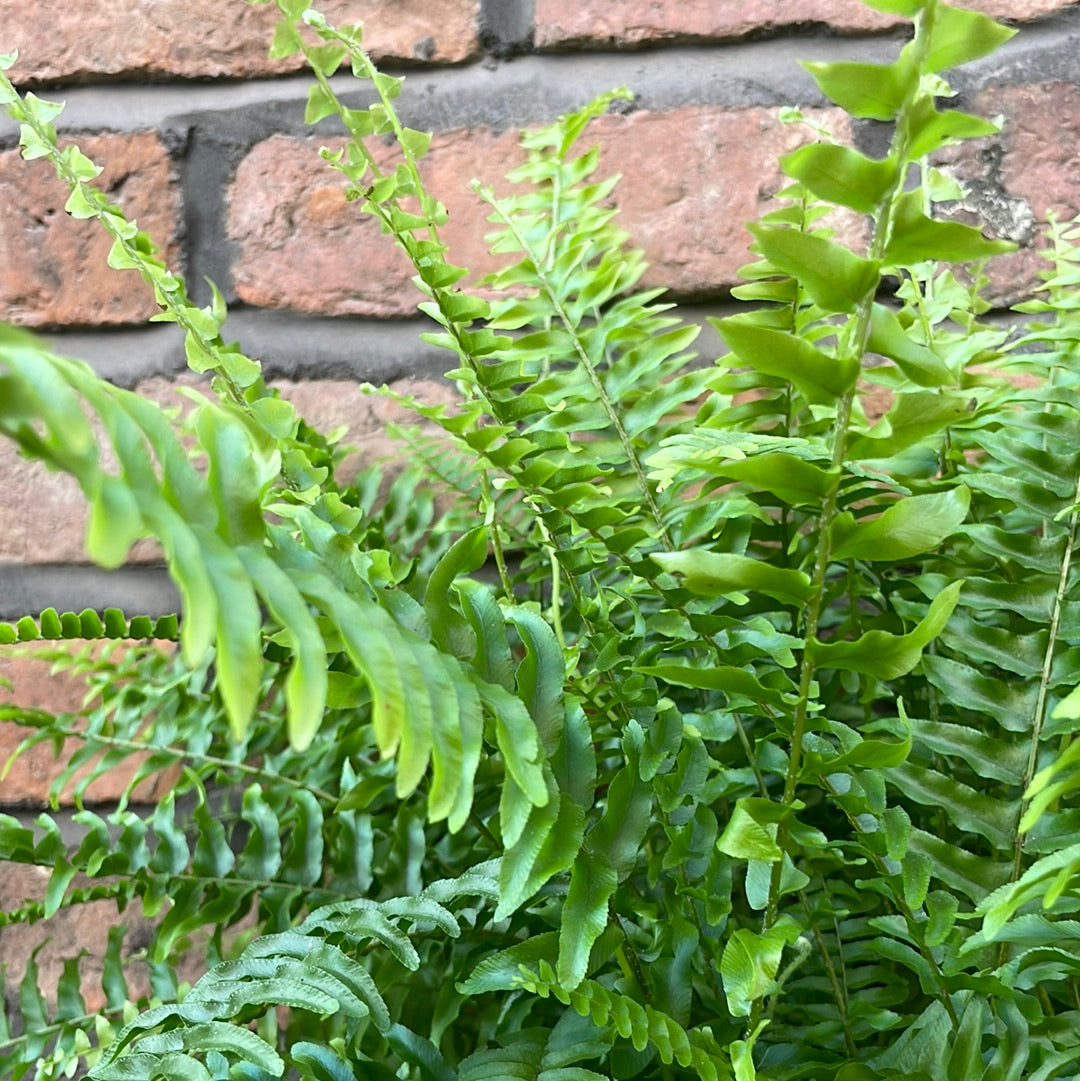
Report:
474,183,672,548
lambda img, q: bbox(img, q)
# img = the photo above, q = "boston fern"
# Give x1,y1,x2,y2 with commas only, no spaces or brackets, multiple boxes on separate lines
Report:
2,0,1080,1077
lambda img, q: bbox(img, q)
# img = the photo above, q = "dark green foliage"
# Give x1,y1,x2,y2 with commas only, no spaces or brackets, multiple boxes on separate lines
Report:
2,1,1080,1079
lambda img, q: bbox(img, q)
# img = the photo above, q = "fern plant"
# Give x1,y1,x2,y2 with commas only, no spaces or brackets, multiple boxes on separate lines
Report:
3,0,1080,1079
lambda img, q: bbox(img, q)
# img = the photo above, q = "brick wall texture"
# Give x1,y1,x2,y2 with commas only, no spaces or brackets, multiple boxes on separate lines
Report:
1,0,1079,995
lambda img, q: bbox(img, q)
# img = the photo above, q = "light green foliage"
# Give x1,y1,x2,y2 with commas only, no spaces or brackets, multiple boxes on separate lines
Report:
3,1,1080,1079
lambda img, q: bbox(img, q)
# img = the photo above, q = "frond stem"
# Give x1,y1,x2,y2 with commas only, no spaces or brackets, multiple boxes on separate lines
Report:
479,194,673,549
1012,466,1080,884
20,721,337,804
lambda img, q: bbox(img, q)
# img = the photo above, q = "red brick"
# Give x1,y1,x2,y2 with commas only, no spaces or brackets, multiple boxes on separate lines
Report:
0,132,181,328
228,105,853,316
934,82,1080,304
0,862,209,1011
535,0,1075,47
585,107,858,296
1,0,479,85
229,129,520,317
0,645,181,806
0,863,155,1010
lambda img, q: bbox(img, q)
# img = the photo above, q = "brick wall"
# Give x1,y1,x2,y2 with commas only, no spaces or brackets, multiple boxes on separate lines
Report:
0,0,1079,986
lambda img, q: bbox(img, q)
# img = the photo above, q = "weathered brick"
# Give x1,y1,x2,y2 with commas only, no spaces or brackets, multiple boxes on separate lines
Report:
0,863,155,1010
0,646,181,806
934,82,1080,304
535,0,1076,48
0,132,181,327
228,106,852,316
0,860,209,1011
1,0,479,85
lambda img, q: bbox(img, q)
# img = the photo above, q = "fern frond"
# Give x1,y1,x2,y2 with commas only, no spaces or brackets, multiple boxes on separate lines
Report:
514,963,728,1081
89,865,500,1081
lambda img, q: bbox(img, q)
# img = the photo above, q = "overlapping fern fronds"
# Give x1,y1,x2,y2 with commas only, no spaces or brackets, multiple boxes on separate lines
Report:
0,34,564,1076
4,1,1080,1080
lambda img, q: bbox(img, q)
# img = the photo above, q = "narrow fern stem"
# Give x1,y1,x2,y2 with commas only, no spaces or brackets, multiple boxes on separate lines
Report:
468,809,500,849
30,722,338,803
8,860,352,915
799,889,855,1057
308,63,381,183
763,935,812,1025
771,389,854,819
612,907,653,1004
0,879,137,926
304,38,438,265
0,69,344,530
542,167,564,272
388,418,540,552
537,520,568,650
169,869,348,898
300,43,499,402
392,393,620,663
303,15,541,478
735,714,770,798
821,778,961,1028
772,142,908,825
310,18,440,247
757,11,942,1036
913,161,939,343
777,0,939,801
1012,468,1080,876
5,869,351,924
480,472,518,602
754,411,866,1034
492,517,517,602
478,193,673,549
36,138,252,409
0,1003,129,1060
